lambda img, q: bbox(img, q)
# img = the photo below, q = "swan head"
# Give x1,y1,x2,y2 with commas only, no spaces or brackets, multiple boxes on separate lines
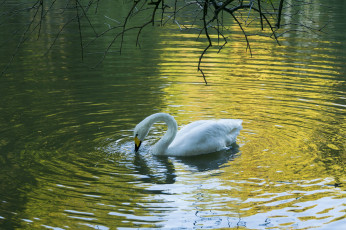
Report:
133,113,177,153
134,134,142,152
133,119,151,152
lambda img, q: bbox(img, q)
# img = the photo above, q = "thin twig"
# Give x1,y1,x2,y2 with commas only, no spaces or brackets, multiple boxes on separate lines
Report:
76,0,84,61
197,0,211,85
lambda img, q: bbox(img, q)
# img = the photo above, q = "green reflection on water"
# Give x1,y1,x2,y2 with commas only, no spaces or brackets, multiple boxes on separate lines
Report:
0,0,345,229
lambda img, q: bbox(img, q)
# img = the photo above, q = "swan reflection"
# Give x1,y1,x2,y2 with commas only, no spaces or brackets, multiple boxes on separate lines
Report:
132,143,240,185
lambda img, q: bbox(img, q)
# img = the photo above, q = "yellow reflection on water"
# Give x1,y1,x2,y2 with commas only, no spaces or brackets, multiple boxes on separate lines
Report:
153,19,345,225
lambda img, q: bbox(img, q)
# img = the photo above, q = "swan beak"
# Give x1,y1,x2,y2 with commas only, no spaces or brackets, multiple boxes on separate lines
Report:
135,136,142,152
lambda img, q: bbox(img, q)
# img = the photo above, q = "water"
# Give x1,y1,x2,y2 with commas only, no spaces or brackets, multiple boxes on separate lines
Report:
0,1,345,229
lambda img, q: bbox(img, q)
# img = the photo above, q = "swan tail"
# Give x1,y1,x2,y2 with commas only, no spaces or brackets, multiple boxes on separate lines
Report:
223,119,242,146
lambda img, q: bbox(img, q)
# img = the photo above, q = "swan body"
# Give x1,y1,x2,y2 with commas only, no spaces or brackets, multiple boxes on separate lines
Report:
134,113,242,156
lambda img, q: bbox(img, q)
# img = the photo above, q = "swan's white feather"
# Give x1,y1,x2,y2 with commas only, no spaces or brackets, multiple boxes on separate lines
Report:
168,119,242,156
134,113,242,157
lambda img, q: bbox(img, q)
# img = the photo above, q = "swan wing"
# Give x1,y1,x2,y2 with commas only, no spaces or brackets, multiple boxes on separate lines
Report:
168,119,242,156
175,120,209,137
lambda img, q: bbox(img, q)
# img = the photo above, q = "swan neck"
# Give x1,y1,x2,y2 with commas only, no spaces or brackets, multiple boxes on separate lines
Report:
149,113,178,154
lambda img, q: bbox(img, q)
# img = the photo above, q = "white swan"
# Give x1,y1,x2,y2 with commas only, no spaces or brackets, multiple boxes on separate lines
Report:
134,113,242,156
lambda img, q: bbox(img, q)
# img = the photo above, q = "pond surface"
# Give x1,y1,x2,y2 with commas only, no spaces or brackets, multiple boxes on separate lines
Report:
0,1,345,229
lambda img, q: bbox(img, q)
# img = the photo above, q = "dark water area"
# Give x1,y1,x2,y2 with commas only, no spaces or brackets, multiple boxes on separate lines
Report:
0,0,345,229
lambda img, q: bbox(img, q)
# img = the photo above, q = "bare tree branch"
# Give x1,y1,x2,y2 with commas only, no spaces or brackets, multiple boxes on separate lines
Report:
276,0,285,28
1,0,325,82
197,0,212,85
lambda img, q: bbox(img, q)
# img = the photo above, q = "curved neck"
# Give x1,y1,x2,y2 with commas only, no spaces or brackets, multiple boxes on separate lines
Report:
146,113,178,155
